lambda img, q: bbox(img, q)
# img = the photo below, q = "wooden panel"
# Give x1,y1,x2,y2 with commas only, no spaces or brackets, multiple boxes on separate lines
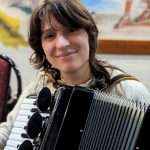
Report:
97,39,150,54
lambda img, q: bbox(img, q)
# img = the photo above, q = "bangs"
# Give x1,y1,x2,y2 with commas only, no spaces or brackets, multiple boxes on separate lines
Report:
38,0,91,30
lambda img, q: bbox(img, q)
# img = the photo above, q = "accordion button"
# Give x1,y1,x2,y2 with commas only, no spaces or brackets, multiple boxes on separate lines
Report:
36,87,52,111
18,140,33,150
27,112,42,139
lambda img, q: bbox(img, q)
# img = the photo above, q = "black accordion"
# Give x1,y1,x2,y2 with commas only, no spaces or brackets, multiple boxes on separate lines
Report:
7,85,150,150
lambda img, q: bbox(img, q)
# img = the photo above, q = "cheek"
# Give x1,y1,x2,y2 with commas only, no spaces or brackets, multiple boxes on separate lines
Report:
41,43,54,65
79,35,90,56
41,42,47,54
76,33,89,48
42,42,53,57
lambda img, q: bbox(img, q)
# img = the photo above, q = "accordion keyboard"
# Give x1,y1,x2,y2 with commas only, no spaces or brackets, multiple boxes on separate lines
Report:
4,96,49,150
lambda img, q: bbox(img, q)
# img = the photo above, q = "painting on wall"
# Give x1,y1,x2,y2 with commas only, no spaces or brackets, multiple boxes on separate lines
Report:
0,0,150,54
81,0,150,41
0,0,40,49
1,0,150,48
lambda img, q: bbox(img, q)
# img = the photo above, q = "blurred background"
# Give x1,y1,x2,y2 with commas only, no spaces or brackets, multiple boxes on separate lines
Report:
0,0,150,93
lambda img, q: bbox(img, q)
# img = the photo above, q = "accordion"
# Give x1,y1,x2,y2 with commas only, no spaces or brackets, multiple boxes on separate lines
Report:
6,85,150,150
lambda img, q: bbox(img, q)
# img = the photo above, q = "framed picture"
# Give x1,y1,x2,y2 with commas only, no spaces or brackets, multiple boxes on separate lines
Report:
81,0,150,54
0,0,150,54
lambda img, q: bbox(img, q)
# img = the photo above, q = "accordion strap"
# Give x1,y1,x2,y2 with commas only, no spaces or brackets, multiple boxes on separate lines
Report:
107,73,139,89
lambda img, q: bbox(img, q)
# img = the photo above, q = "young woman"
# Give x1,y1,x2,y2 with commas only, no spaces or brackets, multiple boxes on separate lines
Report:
0,0,150,149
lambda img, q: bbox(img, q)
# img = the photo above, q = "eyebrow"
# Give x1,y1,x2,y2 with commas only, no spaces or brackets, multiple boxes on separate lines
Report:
42,24,70,35
41,28,54,35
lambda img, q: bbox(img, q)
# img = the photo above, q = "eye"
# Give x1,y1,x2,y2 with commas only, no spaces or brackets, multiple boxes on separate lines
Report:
47,33,55,39
42,31,56,41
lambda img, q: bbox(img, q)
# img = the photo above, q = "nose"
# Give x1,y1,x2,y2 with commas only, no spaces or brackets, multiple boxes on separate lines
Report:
56,35,70,50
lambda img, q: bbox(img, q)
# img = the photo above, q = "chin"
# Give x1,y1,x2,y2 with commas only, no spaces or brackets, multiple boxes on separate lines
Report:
60,66,78,73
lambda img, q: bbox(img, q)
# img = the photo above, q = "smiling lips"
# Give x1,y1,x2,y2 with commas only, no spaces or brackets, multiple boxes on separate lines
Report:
56,50,76,58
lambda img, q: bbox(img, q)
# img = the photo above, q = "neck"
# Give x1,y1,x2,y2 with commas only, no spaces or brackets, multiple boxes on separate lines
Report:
60,68,92,86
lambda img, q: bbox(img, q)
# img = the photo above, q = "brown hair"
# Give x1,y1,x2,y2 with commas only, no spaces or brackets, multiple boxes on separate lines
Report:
28,0,111,88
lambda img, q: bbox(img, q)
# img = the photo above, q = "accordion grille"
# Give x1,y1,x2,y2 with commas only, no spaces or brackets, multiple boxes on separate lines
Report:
78,91,146,150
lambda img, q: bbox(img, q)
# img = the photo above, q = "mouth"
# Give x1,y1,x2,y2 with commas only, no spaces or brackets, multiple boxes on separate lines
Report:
56,50,76,58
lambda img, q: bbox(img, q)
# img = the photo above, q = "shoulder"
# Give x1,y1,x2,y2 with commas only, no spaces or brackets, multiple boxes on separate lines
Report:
104,68,150,104
23,71,46,95
108,78,150,104
25,70,55,95
18,70,53,99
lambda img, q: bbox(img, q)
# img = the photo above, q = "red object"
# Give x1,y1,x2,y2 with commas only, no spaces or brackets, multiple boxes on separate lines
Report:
0,58,11,122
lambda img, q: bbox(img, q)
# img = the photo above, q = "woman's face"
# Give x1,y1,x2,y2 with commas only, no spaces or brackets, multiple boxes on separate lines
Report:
41,16,90,77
